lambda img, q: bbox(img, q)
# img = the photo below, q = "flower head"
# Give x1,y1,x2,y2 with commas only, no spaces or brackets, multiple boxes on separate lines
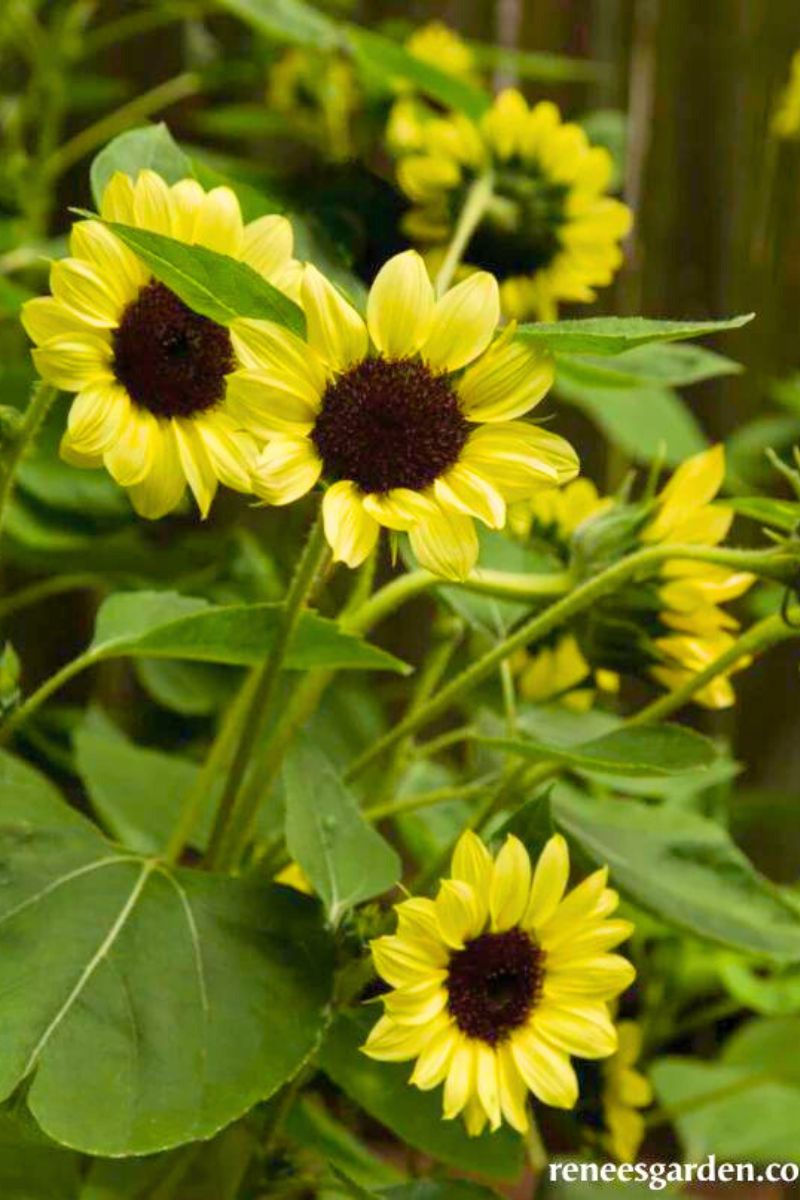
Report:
394,89,632,320
386,22,480,156
242,250,578,579
364,830,635,1136
642,445,754,708
601,1020,652,1162
22,170,301,519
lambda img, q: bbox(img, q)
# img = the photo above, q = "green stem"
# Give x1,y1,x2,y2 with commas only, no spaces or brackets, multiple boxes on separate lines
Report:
0,652,94,747
362,775,498,823
205,512,330,871
43,72,201,180
0,383,58,543
344,543,794,781
434,171,494,296
81,3,206,56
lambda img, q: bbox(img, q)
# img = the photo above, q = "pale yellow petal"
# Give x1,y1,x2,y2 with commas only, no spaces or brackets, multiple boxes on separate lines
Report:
435,879,485,949
524,834,570,930
192,186,244,256
434,463,506,529
231,318,328,397
451,830,494,896
475,1042,502,1130
497,1043,530,1133
242,213,295,278
251,436,321,506
33,332,114,392
128,420,186,519
168,179,205,241
322,480,379,568
70,220,147,304
50,258,122,327
366,250,435,358
371,934,447,988
384,979,448,1025
100,171,135,223
458,336,554,423
543,954,636,1001
421,272,500,372
544,918,634,960
132,169,175,235
363,1014,438,1062
540,867,609,941
462,422,579,500
22,297,95,345
225,369,318,437
489,835,532,932
533,1002,618,1059
301,263,367,372
443,1038,476,1120
65,382,129,455
396,897,442,944
198,413,256,493
409,503,479,581
510,1027,578,1109
172,418,218,517
104,407,158,488
361,487,437,531
409,1023,459,1090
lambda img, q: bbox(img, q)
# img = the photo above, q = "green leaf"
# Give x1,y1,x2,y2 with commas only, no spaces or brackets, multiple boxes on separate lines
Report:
553,783,800,962
0,780,334,1155
651,1057,800,1161
725,495,800,533
718,957,800,1016
86,591,409,673
283,738,401,923
517,314,754,356
723,1015,800,1086
286,1097,402,1191
100,221,305,335
382,1184,501,1200
346,26,490,120
555,373,707,465
215,0,342,48
318,1011,524,1183
90,123,192,205
0,1112,80,1200
561,342,742,388
470,42,608,83
481,724,718,778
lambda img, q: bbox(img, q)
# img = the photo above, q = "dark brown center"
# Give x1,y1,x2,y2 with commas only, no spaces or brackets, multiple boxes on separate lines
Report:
310,356,469,494
112,281,234,419
446,928,544,1045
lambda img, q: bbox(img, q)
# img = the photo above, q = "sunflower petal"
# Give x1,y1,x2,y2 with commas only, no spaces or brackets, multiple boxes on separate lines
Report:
366,250,435,358
443,1038,476,1120
192,186,244,256
434,463,506,528
302,264,367,372
458,335,554,423
408,502,479,581
510,1027,579,1108
242,214,295,279
33,332,114,392
322,480,379,567
490,835,532,931
128,420,186,519
421,272,500,372
533,1002,618,1059
524,834,570,931
104,407,158,488
251,436,321,506
172,418,219,517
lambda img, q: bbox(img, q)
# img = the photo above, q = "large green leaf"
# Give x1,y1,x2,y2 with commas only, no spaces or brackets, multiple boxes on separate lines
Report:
318,1011,524,1182
725,495,800,533
86,591,408,673
555,372,707,465
90,123,193,203
553,784,800,962
100,221,305,335
0,776,334,1155
481,724,717,778
517,314,754,356
560,342,742,388
651,1057,800,1161
283,739,401,924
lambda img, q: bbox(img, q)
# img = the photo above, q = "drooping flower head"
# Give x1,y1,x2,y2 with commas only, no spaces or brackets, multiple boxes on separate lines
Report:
394,89,632,320
241,250,578,579
364,830,635,1136
601,1020,652,1162
22,170,301,519
387,22,480,156
564,446,753,708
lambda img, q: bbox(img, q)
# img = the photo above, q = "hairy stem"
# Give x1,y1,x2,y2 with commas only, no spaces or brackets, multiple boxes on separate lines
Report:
0,383,58,545
434,171,495,296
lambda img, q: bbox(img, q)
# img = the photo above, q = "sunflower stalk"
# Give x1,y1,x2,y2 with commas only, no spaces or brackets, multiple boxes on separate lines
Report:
344,541,799,780
0,382,58,546
434,171,495,296
204,510,330,871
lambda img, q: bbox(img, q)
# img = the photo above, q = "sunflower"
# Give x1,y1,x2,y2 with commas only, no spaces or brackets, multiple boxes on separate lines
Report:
386,22,480,156
363,830,635,1136
243,250,578,580
642,445,754,708
22,169,302,519
394,89,632,320
601,1020,652,1162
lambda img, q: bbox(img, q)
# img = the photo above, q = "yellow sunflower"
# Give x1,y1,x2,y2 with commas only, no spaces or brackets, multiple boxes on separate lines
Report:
601,1020,652,1162
364,830,635,1136
643,445,754,709
242,250,578,580
22,169,301,519
387,22,480,156
394,89,632,320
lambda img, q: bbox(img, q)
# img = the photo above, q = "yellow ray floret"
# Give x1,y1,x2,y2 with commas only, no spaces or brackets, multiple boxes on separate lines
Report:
22,169,302,520
602,1020,652,1162
241,249,578,580
644,446,754,709
393,88,632,320
364,830,635,1136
